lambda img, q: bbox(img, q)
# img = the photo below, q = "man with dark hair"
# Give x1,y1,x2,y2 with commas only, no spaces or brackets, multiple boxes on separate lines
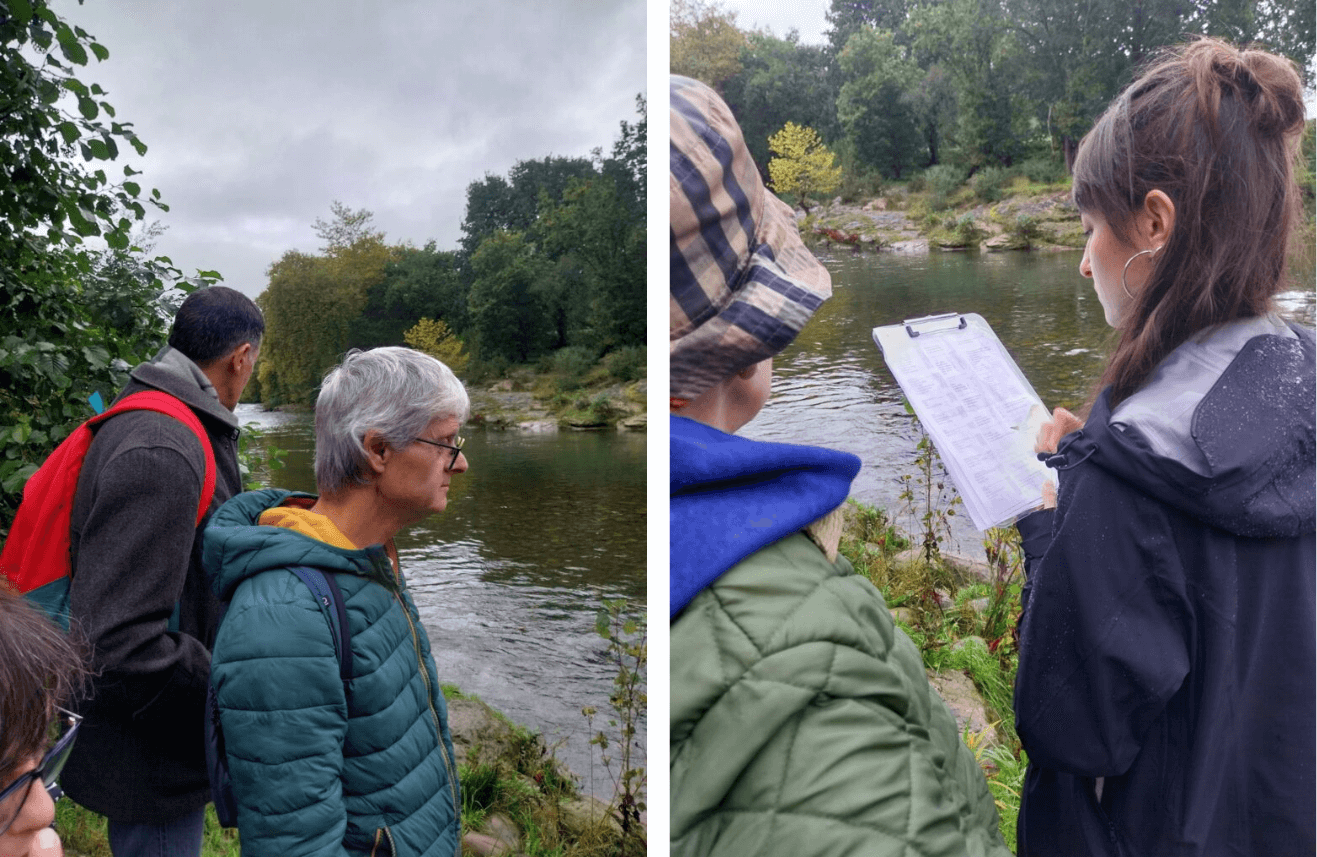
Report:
59,286,263,857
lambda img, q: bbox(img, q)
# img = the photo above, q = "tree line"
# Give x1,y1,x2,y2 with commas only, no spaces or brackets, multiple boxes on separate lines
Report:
672,0,1314,182
255,98,646,405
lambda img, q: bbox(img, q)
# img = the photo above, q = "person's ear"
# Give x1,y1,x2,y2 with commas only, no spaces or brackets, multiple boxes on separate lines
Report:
1140,189,1176,249
222,342,249,376
362,429,390,475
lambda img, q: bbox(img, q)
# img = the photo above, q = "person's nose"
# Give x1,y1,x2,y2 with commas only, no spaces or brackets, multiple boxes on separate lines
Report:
9,781,57,844
450,450,468,474
1079,247,1093,278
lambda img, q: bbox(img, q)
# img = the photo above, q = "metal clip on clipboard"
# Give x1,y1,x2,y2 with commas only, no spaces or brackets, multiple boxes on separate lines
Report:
904,312,968,338
873,311,1052,531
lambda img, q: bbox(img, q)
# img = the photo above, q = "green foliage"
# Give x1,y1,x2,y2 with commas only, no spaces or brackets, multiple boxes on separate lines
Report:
766,121,842,214
836,27,924,178
907,0,1027,170
939,212,985,246
670,0,747,90
549,346,600,392
1019,155,1068,185
536,164,645,351
403,317,471,375
721,31,839,171
587,599,646,851
237,423,287,492
922,162,965,209
971,165,1011,202
0,2,218,529
603,346,646,383
351,243,467,350
256,204,393,404
897,401,963,565
983,744,1028,852
459,156,596,260
468,231,554,365
840,499,910,561
1009,213,1044,248
839,510,1029,850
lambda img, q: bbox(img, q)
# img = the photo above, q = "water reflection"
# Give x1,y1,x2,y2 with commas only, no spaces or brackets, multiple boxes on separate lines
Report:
743,250,1315,557
233,405,645,797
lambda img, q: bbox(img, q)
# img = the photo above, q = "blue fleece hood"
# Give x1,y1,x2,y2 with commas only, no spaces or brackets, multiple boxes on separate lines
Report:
670,416,861,617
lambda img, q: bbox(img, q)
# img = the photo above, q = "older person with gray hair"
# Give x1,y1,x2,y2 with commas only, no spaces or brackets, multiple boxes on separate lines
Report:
202,346,467,856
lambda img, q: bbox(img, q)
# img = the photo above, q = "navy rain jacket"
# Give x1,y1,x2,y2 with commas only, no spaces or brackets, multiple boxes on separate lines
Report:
1013,317,1315,857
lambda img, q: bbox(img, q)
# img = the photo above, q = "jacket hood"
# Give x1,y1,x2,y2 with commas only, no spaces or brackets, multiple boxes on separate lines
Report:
128,346,239,431
203,488,396,602
1047,318,1315,538
670,415,860,617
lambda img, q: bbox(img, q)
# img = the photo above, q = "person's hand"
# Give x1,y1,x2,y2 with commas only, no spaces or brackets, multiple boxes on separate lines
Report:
1034,407,1080,510
1034,407,1083,456
1041,478,1057,509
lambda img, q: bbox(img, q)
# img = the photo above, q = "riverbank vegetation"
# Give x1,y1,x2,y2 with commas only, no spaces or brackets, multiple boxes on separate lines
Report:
252,100,646,409
673,0,1312,182
674,0,1314,281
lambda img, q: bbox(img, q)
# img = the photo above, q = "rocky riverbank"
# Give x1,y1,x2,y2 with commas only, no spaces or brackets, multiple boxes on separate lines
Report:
448,692,642,856
800,187,1085,256
467,372,646,433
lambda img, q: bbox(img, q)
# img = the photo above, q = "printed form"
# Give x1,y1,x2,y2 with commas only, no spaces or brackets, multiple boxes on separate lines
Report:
873,313,1052,531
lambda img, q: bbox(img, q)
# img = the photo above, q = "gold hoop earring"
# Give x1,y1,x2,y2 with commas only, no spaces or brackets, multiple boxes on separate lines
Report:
1121,246,1161,300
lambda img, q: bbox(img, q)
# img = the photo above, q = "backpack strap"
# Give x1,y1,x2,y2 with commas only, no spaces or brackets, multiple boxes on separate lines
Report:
207,566,353,829
1,390,217,597
288,566,353,685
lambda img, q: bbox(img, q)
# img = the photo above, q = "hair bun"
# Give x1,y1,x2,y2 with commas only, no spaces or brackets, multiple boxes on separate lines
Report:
1237,47,1306,137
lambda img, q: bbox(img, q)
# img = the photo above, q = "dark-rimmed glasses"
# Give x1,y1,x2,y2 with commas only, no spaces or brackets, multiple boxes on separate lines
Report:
412,435,466,471
0,709,81,835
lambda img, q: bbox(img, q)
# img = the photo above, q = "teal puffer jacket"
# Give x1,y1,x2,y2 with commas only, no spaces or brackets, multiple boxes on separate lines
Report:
671,531,1010,857
203,489,460,857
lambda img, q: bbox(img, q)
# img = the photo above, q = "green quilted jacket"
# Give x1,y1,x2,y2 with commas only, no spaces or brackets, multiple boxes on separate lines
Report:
203,489,460,857
671,529,1011,857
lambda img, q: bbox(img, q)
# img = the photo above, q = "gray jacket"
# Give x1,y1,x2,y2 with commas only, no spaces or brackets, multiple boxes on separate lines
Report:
60,347,244,823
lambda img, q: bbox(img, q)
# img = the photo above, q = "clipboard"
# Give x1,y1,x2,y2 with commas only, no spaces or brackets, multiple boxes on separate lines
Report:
873,312,1051,531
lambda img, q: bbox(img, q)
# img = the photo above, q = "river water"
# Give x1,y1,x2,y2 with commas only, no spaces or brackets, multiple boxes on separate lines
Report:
234,405,646,799
740,249,1316,557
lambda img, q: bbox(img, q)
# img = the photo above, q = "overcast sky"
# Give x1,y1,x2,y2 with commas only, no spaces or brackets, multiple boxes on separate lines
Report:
715,0,831,46
56,0,646,297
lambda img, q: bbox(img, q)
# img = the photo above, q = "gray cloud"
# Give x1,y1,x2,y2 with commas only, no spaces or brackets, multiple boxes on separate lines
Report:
59,0,646,295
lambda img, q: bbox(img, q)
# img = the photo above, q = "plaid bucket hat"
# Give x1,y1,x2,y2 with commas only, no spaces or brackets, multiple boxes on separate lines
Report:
670,75,832,406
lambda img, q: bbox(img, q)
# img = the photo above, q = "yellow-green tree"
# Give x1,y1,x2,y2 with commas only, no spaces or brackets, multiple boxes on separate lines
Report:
256,204,394,404
402,317,470,375
767,122,842,214
670,0,747,90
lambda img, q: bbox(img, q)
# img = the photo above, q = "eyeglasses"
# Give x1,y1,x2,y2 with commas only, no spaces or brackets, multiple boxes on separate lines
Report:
411,435,466,471
0,709,81,835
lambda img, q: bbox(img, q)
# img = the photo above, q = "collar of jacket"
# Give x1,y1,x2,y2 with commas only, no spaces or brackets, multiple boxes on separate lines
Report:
205,488,401,603
129,346,240,433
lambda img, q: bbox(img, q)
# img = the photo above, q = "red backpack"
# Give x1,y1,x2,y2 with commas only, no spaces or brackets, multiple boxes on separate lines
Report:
0,390,216,629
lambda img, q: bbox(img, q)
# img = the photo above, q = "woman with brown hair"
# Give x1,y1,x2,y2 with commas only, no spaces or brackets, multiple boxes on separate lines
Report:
0,586,87,857
1013,38,1314,856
